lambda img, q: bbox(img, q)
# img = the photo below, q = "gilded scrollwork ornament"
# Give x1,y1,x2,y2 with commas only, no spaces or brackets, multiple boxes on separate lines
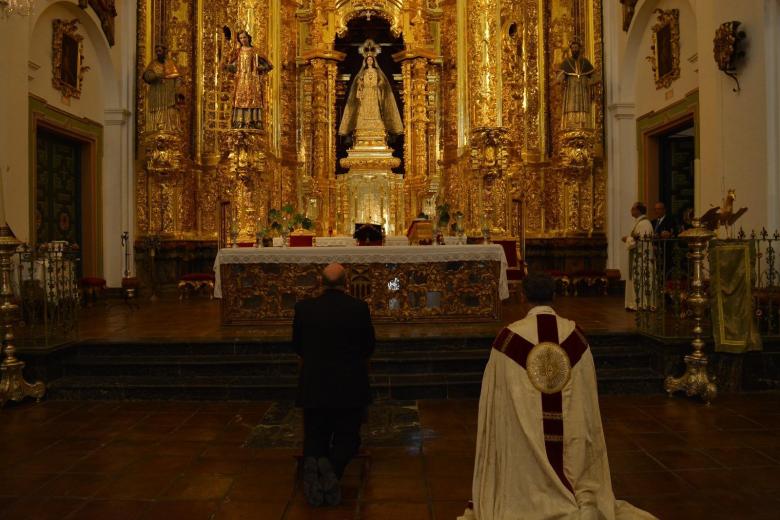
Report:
713,21,746,92
560,129,595,168
144,132,184,175
335,0,403,39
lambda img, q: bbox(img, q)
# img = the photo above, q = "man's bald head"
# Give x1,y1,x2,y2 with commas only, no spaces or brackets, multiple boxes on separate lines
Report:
322,263,347,289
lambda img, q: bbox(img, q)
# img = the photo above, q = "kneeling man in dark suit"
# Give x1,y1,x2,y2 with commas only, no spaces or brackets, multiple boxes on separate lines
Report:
293,262,375,507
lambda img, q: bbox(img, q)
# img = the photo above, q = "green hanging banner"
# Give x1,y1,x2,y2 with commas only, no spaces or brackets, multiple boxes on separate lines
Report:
708,240,762,353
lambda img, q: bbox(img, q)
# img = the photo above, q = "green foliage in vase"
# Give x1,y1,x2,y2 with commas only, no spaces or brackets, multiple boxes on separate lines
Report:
267,206,314,233
436,203,451,225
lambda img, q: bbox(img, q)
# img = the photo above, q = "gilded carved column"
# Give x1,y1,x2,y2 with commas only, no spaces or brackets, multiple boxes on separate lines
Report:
522,0,548,162
468,0,500,128
310,58,328,225
440,0,460,212
308,56,341,234
397,55,432,223
466,0,511,235
470,128,510,235
412,58,429,195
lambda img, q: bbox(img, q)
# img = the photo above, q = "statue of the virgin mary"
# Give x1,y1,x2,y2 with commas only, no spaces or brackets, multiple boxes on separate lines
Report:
338,40,403,142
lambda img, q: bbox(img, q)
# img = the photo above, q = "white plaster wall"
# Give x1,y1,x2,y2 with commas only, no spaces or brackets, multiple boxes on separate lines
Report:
0,0,133,286
605,0,778,277
765,0,780,231
29,3,108,122
0,16,33,241
632,0,698,118
695,0,769,233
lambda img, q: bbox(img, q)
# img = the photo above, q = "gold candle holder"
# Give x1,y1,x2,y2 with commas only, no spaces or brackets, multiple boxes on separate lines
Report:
664,218,717,404
0,224,45,407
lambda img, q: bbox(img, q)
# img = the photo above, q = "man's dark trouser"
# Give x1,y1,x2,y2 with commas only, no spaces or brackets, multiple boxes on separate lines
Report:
303,407,364,479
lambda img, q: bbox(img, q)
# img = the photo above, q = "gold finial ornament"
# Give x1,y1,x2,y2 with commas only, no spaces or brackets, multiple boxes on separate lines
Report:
358,39,381,58
0,224,46,407
527,342,571,394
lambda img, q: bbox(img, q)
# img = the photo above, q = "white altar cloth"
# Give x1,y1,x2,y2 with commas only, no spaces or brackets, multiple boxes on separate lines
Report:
213,244,509,300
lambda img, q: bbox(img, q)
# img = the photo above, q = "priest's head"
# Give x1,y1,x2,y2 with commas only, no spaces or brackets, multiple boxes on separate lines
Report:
322,262,347,290
523,272,555,306
631,202,647,218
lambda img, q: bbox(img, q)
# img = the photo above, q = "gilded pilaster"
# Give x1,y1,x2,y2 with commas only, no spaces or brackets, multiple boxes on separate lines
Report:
307,56,342,233
279,0,299,209
469,128,510,235
468,0,500,129
521,0,548,162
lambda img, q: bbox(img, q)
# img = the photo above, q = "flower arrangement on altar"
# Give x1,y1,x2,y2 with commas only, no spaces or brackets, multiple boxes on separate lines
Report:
257,205,314,246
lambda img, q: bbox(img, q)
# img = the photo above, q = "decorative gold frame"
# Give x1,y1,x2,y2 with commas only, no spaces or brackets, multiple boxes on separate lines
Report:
646,9,680,90
52,19,90,100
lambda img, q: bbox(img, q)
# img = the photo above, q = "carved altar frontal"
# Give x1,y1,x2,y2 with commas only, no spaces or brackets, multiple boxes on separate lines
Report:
214,245,509,325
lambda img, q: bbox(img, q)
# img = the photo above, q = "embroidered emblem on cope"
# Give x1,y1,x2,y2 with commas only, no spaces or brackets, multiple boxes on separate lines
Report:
527,341,571,394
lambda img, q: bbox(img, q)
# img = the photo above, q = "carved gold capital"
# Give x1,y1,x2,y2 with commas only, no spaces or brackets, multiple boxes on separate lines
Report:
560,129,595,168
144,131,184,177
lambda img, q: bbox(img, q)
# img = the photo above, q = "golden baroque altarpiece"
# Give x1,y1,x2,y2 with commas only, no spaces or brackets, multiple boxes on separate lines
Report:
135,0,606,247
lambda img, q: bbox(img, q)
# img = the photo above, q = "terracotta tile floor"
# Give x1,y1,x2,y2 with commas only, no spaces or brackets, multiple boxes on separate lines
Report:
2,394,779,519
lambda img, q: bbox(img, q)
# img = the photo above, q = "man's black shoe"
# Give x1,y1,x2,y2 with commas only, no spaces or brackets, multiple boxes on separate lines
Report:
303,456,324,507
317,457,342,506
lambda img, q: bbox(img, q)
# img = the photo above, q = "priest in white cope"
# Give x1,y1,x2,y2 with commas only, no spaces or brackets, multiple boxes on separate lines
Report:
459,273,657,520
623,202,654,311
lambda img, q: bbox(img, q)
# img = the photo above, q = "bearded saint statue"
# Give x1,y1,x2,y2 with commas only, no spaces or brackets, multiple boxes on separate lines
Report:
225,30,273,129
338,41,403,143
556,39,596,130
142,44,182,133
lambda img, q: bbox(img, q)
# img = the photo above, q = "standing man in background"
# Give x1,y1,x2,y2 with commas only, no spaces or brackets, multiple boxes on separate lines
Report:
293,263,375,507
651,201,677,238
623,202,654,311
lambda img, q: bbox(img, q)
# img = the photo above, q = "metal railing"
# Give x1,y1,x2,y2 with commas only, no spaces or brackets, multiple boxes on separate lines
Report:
632,236,692,337
13,242,80,346
633,229,780,339
742,228,780,336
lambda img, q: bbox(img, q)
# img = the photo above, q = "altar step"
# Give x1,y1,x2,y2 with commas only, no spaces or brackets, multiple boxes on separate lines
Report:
45,334,666,400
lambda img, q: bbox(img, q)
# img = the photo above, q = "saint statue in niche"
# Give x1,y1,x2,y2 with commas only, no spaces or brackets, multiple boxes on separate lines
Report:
142,44,182,133
556,39,596,130
226,30,273,130
338,39,403,143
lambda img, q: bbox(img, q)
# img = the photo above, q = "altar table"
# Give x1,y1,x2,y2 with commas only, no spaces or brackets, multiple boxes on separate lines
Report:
213,245,509,325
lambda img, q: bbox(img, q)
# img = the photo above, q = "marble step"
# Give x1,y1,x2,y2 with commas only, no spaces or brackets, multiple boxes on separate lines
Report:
46,366,666,401
66,333,644,357
60,347,653,378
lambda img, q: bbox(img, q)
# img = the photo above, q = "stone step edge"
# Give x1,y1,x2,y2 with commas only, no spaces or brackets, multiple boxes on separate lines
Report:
47,369,666,390
64,350,653,366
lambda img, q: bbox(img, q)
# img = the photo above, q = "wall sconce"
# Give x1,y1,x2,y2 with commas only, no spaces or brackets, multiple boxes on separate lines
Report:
714,21,746,92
